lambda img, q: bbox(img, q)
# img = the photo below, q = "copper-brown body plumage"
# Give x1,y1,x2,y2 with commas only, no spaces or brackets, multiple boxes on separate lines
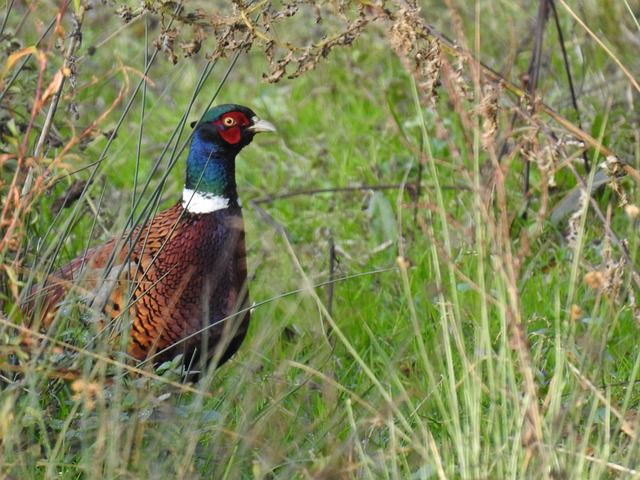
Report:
30,203,249,366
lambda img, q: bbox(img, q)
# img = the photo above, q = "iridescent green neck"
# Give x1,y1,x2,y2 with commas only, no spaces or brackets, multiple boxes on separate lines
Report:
184,130,239,203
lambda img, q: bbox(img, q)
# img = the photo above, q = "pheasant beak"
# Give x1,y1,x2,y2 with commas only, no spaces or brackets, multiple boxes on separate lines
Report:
248,117,277,134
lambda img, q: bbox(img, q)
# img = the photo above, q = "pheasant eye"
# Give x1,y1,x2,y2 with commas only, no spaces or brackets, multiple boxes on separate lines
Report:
223,116,236,127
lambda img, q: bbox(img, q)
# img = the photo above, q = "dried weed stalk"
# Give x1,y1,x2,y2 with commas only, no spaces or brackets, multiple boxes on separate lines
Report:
477,84,499,151
382,2,442,102
112,1,445,90
601,155,629,208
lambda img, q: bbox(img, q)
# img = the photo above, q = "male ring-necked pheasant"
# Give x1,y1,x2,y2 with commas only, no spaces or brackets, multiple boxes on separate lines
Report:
26,104,276,370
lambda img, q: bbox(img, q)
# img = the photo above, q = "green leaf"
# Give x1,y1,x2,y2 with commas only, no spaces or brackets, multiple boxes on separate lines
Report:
367,191,398,246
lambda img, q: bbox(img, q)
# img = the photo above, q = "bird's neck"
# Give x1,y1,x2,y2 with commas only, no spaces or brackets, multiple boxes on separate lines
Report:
182,135,240,214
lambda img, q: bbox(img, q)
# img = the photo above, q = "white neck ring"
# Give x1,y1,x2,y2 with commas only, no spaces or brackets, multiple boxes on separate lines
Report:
182,188,231,214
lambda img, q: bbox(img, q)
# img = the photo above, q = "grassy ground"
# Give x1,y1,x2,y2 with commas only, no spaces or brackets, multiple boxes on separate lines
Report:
2,0,640,478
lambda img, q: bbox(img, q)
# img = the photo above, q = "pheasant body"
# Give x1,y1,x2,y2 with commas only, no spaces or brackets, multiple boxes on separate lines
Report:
27,104,276,369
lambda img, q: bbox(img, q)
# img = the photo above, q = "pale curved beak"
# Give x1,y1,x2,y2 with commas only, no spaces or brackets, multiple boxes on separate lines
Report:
248,116,277,134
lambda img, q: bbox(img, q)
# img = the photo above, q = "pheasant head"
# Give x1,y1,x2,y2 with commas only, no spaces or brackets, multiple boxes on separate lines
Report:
183,104,277,214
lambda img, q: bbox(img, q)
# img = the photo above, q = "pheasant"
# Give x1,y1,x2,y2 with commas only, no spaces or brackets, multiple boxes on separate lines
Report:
26,104,276,371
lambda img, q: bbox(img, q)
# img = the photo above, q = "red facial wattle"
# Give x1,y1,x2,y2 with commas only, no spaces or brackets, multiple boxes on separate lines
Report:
214,111,251,145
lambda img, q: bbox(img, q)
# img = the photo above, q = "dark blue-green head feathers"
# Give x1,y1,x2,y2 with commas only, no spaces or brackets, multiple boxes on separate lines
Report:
183,104,276,211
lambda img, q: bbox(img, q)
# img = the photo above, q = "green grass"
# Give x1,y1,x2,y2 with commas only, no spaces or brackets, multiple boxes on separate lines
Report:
2,0,640,478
